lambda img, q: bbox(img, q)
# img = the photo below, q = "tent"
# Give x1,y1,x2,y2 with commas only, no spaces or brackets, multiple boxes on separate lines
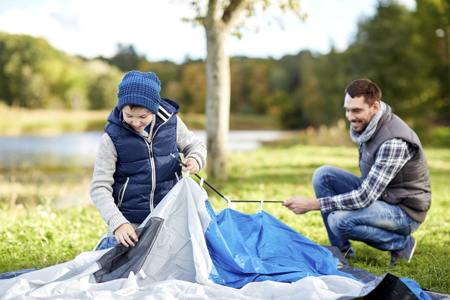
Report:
0,177,440,299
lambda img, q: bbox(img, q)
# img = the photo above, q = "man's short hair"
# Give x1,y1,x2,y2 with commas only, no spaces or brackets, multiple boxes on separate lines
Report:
345,79,382,105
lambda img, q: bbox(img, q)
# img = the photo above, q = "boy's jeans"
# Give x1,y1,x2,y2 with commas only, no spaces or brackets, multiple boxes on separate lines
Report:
312,166,420,252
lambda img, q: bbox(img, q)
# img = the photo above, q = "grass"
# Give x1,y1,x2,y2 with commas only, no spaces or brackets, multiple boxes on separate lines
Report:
0,165,93,207
0,144,449,293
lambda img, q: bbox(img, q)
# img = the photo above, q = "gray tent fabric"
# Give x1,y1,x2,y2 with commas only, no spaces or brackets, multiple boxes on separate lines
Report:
323,246,378,284
357,273,419,300
331,246,446,300
94,217,164,283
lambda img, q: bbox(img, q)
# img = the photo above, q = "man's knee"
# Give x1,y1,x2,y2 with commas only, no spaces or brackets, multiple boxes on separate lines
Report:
312,165,336,189
327,210,352,235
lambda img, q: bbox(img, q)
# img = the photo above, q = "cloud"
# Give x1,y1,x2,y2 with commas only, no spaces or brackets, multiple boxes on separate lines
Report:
0,0,206,62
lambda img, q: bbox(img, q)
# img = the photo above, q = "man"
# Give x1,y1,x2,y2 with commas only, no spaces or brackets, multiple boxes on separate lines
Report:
284,79,431,265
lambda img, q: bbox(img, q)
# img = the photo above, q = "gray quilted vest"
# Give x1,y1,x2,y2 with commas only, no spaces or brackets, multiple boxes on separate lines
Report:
359,104,431,222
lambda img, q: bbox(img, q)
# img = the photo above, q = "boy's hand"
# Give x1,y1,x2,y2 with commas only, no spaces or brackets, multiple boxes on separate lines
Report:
183,157,200,174
114,223,138,247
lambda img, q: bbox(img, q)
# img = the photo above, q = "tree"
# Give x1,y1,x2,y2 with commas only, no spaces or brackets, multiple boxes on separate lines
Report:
181,62,207,113
414,0,450,124
189,0,302,180
0,32,125,110
87,60,122,109
109,44,144,72
346,2,438,124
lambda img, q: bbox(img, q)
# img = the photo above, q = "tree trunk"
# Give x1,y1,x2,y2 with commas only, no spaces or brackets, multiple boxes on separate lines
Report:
205,24,230,181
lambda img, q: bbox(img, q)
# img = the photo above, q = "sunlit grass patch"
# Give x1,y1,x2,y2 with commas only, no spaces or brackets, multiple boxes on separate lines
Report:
0,204,105,272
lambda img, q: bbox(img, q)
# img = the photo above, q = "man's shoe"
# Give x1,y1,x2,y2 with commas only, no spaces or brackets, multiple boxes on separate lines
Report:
341,247,356,260
390,236,416,266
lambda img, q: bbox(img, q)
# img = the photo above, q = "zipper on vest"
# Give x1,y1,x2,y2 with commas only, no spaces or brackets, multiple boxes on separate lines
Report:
117,177,130,208
147,112,172,212
144,140,156,212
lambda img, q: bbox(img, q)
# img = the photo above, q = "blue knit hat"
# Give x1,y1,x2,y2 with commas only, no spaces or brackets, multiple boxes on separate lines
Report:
117,71,161,113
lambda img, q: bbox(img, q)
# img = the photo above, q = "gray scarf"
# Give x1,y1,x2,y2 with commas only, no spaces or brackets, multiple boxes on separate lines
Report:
350,101,386,144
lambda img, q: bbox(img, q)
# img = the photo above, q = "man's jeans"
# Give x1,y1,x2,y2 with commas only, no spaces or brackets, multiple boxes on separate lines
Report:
312,166,420,252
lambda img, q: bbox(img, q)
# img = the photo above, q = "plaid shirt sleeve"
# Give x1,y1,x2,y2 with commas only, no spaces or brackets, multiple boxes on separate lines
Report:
318,138,415,213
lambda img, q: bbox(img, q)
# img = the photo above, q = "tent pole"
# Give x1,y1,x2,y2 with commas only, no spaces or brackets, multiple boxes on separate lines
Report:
170,154,283,204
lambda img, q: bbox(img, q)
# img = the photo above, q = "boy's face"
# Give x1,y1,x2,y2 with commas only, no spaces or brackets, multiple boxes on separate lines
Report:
122,105,154,132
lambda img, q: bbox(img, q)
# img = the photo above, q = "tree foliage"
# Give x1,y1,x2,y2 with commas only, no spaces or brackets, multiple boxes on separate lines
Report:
0,0,448,135
0,32,121,110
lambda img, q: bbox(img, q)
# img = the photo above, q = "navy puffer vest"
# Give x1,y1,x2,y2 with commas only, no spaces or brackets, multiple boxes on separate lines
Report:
105,99,182,224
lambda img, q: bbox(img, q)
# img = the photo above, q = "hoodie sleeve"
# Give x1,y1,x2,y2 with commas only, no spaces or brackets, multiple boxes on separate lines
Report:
90,133,130,234
176,116,207,169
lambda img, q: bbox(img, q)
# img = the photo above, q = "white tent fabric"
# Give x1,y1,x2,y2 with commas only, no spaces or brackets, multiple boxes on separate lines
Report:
0,177,366,300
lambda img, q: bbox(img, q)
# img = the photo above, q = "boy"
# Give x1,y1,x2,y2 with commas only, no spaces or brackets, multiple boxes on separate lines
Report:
91,71,206,248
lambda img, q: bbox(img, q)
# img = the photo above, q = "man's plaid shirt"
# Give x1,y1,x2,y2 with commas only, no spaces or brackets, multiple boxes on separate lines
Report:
318,138,415,213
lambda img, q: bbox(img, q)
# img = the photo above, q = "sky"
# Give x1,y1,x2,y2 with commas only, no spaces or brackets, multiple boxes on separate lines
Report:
0,0,415,63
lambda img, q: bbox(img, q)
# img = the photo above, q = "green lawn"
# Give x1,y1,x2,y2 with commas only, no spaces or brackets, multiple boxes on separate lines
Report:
0,145,449,293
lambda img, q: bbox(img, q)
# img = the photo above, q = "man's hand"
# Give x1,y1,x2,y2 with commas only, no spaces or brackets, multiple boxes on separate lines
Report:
283,196,321,214
114,223,138,247
183,157,200,174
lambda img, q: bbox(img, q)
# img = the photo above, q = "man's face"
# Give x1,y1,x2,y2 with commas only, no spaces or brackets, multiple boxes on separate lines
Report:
122,105,154,132
344,93,380,133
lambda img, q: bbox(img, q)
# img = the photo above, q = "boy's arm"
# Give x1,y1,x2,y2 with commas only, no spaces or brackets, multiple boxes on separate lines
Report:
176,116,207,170
90,133,130,234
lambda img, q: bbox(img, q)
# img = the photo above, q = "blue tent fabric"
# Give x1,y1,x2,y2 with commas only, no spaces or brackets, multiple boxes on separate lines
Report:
204,201,354,288
401,278,432,300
